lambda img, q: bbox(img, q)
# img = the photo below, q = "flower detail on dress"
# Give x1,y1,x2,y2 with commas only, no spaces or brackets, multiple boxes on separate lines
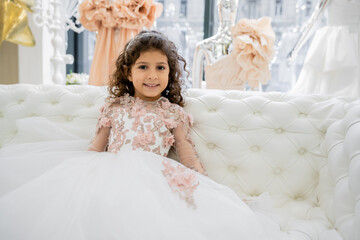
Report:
161,159,199,209
230,17,275,88
163,135,175,149
132,125,156,151
98,117,111,128
163,118,178,129
93,94,201,159
160,99,171,109
131,100,147,118
94,102,114,134
152,146,161,155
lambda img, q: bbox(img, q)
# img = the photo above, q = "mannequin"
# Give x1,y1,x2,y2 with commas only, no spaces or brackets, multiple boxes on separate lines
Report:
287,0,360,97
287,0,330,65
192,0,238,88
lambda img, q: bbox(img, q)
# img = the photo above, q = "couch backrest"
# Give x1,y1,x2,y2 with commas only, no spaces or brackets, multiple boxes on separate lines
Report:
0,84,357,209
322,104,360,239
0,84,107,145
184,89,357,206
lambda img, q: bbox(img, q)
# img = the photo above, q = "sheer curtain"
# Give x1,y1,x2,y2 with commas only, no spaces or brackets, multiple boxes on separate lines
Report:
62,0,84,34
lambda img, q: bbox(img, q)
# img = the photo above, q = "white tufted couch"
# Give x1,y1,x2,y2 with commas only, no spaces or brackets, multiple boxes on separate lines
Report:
0,84,359,240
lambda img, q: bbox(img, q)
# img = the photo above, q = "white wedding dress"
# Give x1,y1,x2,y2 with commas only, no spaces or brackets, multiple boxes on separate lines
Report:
0,95,283,240
292,0,360,97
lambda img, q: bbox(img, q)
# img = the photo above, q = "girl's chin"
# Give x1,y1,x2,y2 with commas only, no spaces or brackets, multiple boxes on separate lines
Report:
135,93,162,101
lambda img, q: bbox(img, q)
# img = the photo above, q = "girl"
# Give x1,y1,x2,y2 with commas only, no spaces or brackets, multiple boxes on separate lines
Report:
0,31,277,240
88,30,207,176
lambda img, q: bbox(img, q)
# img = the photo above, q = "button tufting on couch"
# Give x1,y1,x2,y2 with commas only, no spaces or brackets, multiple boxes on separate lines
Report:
0,84,359,240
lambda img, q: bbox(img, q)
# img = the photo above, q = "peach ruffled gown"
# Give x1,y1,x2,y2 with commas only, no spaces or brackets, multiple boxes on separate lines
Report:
79,0,163,86
205,17,275,90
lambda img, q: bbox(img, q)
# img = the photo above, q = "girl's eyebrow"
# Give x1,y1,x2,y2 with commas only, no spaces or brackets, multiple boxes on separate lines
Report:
135,61,168,65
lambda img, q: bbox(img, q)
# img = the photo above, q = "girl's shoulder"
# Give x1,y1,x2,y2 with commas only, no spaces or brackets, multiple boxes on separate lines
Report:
104,94,135,108
158,97,184,114
162,99,193,127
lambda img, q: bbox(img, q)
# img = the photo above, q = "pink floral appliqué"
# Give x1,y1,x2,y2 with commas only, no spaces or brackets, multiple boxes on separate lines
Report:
161,99,171,109
163,118,178,129
131,101,147,118
132,126,156,151
161,159,199,209
98,117,111,128
95,105,112,133
163,135,175,149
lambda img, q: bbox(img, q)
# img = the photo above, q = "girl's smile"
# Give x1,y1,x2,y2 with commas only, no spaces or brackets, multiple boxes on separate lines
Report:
130,50,169,101
143,83,160,88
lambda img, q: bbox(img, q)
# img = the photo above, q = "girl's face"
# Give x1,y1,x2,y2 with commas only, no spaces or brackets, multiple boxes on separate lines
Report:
129,50,169,101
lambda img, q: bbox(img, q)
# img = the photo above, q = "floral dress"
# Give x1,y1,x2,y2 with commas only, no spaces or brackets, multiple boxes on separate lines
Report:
0,95,277,240
92,94,206,207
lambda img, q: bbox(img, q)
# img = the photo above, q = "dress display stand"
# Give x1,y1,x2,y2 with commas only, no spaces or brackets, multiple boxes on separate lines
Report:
192,0,238,88
192,0,275,90
288,0,360,97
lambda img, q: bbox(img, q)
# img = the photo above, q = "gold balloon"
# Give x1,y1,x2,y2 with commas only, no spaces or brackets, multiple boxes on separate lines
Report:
0,0,36,47
17,0,34,12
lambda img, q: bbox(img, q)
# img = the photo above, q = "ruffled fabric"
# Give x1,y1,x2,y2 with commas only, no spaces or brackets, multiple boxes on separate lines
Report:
204,17,275,90
79,0,163,31
230,17,275,88
205,53,244,90
78,0,163,86
302,26,358,72
291,0,360,97
0,138,276,239
291,25,360,97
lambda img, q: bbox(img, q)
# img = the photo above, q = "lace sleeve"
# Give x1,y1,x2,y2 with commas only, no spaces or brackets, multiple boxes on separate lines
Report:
173,109,207,175
88,102,113,152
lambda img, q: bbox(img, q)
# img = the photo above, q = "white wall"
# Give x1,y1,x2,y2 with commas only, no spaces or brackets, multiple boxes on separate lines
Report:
18,14,53,84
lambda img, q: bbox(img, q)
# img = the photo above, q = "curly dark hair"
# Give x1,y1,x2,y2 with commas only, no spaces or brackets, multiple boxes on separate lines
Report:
109,30,188,107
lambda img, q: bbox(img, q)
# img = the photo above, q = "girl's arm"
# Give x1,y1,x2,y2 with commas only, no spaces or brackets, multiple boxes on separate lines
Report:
88,127,110,152
173,120,207,176
88,102,113,152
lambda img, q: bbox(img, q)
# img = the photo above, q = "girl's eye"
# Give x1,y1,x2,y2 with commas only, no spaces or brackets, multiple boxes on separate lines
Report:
138,65,147,70
157,66,166,70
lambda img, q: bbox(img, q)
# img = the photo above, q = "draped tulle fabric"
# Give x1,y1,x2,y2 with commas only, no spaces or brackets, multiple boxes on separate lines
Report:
79,0,163,86
205,17,275,90
0,117,285,239
291,0,360,97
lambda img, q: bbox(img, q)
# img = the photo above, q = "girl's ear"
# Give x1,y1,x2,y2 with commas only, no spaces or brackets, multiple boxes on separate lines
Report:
124,65,132,82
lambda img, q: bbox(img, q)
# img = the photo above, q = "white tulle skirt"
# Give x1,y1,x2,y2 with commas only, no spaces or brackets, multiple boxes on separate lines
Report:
0,118,282,240
291,25,360,97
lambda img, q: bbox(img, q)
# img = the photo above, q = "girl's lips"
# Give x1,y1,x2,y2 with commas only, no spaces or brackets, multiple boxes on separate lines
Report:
144,83,160,88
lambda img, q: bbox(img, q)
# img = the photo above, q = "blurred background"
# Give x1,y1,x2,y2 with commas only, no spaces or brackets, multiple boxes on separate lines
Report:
65,0,325,92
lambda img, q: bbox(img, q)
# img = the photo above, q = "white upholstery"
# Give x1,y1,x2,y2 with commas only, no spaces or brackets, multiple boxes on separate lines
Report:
0,84,359,240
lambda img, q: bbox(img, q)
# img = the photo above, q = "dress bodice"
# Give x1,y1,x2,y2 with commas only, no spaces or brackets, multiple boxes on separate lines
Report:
95,94,191,156
327,0,360,30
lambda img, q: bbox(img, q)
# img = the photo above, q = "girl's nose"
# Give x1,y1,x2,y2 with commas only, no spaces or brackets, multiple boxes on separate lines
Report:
147,71,158,80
